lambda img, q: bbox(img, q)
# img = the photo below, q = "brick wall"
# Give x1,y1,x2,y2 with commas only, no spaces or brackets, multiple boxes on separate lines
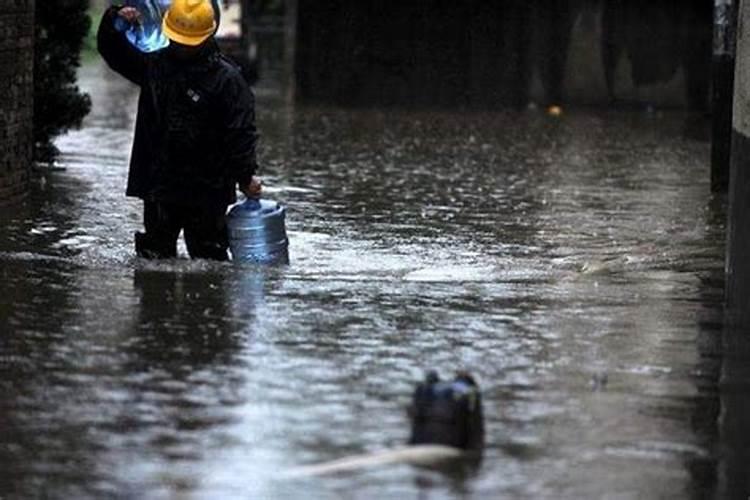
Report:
0,0,34,205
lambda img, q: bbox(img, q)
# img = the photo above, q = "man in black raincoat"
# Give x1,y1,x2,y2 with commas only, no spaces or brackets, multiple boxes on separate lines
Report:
98,0,261,260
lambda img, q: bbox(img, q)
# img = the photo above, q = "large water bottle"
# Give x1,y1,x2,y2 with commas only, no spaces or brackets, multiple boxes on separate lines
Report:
226,199,289,264
113,0,171,53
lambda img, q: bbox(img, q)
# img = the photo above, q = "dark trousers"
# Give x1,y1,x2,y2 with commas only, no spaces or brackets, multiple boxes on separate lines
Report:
135,201,229,261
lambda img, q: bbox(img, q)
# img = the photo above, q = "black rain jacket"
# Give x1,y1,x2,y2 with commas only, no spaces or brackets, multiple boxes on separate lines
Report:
97,7,257,206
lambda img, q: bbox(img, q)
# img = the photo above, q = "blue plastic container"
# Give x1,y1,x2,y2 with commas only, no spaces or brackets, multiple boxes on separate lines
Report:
226,199,289,264
113,0,171,53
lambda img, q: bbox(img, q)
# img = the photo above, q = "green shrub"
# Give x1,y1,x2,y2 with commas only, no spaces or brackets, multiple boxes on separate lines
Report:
34,0,92,163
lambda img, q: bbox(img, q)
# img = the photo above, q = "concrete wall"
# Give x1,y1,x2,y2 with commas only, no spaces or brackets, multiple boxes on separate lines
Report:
563,1,710,109
727,0,750,328
0,0,34,205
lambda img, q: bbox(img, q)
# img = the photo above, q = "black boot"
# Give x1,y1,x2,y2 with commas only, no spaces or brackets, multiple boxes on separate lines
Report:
135,231,177,259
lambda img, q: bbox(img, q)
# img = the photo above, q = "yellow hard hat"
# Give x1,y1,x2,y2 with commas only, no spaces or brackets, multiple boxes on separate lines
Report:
162,0,216,46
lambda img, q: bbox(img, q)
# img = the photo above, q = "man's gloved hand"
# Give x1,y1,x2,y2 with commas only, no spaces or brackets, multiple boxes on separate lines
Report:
240,176,262,199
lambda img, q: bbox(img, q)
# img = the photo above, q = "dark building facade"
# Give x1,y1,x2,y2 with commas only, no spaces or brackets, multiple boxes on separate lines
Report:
0,0,34,205
295,0,712,109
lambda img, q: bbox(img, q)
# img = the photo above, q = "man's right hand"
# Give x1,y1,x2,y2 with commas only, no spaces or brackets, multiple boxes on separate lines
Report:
240,176,262,199
117,6,142,24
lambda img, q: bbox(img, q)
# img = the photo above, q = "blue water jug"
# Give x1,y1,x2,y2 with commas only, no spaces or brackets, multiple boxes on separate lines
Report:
226,199,289,264
113,0,171,52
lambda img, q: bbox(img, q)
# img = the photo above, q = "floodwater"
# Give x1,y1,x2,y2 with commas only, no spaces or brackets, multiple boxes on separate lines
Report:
1,60,748,499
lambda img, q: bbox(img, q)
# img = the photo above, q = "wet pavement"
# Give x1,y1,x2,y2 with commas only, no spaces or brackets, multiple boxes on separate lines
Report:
1,60,748,499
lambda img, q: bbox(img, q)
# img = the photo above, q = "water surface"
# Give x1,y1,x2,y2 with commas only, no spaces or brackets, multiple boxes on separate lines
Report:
0,61,745,499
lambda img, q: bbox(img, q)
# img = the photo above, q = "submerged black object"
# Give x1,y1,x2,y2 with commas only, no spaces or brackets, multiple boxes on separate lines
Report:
409,371,484,451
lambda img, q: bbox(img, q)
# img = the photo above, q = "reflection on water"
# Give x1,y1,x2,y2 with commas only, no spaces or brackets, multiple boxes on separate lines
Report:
0,60,746,498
